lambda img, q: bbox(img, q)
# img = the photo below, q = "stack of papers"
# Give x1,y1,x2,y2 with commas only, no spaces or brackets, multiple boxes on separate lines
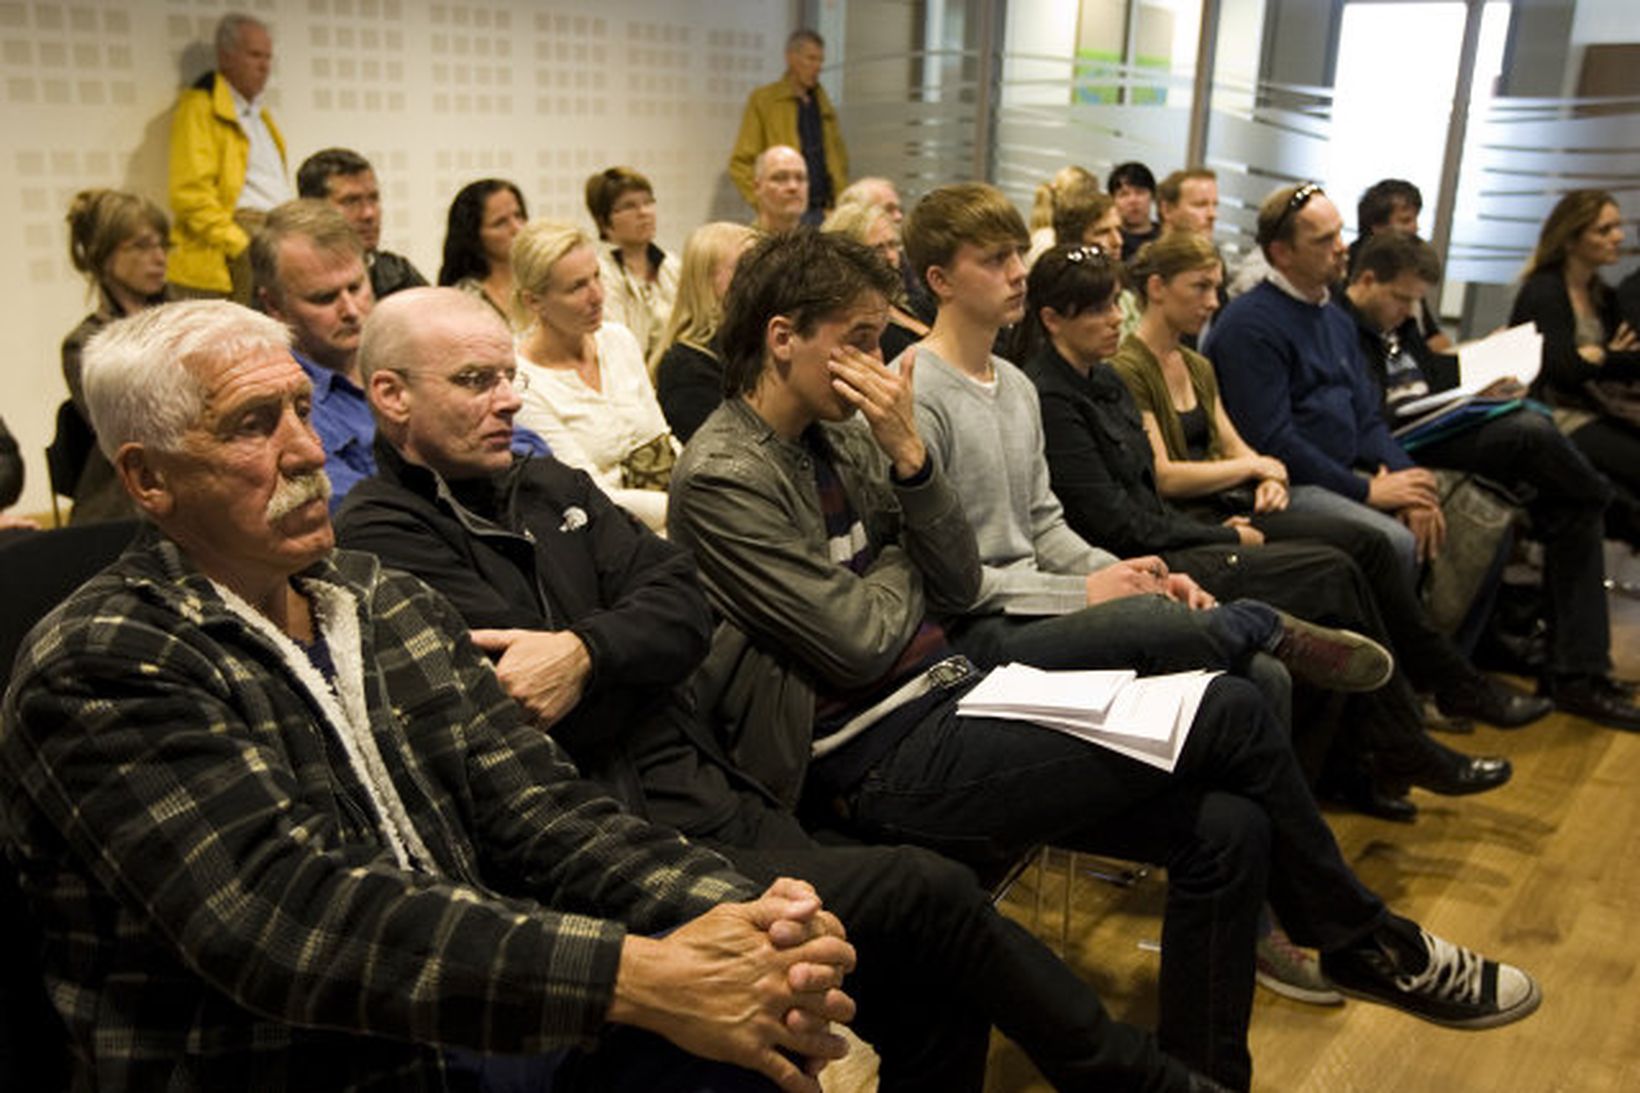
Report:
1395,321,1542,419
956,663,1220,772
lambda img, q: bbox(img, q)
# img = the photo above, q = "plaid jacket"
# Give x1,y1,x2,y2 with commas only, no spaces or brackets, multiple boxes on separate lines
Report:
0,529,755,1091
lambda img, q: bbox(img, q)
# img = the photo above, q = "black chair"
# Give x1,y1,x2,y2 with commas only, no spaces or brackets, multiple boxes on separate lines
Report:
43,400,95,528
1,519,138,1091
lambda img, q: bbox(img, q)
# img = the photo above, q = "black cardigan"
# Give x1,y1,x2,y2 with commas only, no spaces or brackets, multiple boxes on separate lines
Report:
1024,345,1238,558
1510,266,1640,407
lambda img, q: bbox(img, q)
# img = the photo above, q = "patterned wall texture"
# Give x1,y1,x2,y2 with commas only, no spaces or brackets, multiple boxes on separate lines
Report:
0,0,794,513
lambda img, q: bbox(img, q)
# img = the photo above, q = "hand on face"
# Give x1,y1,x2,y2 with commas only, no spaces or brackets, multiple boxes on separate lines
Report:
828,344,926,479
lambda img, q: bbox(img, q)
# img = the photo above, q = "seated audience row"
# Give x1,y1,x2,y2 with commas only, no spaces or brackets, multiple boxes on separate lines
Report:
14,143,1633,1093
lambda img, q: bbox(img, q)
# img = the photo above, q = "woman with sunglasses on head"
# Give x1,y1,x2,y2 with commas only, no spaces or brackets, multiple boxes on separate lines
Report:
512,218,678,533
62,189,171,523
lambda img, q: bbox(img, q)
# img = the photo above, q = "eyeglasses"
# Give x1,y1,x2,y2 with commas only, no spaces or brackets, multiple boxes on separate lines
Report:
1262,182,1323,244
397,366,529,396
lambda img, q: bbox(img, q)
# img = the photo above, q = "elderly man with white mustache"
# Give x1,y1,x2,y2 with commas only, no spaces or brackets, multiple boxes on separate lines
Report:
0,298,859,1092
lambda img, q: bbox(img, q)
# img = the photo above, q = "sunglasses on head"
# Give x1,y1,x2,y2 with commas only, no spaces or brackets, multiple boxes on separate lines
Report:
1262,181,1324,244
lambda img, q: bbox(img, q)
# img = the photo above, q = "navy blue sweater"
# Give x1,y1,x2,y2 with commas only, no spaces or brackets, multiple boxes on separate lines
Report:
1204,280,1411,502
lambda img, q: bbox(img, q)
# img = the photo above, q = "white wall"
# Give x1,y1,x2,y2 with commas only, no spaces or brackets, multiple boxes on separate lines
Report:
0,0,798,516
1569,0,1639,45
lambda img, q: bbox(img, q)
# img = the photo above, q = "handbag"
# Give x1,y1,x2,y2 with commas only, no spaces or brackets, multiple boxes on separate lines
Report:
1419,469,1518,637
619,432,678,491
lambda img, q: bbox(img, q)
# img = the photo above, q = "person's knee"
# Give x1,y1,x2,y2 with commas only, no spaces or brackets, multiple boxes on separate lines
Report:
1241,652,1292,736
1176,791,1271,892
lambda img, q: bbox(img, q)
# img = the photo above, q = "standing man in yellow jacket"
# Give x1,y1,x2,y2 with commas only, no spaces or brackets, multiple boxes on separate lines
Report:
729,29,848,225
167,12,290,303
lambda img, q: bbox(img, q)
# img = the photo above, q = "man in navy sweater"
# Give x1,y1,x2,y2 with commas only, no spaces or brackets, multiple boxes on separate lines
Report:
1205,183,1441,588
1209,183,1638,731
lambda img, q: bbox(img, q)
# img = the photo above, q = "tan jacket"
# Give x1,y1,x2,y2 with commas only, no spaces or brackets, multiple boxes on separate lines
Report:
728,77,848,206
166,71,286,292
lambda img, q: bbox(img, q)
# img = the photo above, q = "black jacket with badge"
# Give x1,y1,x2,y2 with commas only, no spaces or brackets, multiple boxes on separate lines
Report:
336,440,759,827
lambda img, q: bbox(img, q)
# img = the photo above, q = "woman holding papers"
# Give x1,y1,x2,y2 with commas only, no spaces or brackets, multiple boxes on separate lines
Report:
1511,188,1640,547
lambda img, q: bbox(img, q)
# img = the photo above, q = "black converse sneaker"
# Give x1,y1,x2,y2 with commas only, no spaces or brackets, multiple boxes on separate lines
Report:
1320,916,1540,1029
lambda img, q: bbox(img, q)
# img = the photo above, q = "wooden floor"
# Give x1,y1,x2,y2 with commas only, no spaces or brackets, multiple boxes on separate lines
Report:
981,589,1640,1093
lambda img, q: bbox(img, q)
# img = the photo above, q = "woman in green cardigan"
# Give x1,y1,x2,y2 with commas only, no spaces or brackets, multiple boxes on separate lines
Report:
1109,231,1294,535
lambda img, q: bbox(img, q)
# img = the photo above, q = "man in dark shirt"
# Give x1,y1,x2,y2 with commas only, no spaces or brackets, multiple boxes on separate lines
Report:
729,30,847,224
297,147,429,301
1109,161,1161,261
1345,179,1451,353
1340,232,1637,730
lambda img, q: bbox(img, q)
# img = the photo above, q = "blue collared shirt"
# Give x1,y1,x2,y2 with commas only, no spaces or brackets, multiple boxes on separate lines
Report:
295,352,376,512
295,352,550,509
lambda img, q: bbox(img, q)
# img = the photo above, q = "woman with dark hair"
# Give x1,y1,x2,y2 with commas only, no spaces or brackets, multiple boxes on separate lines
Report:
62,188,170,523
438,178,529,329
1510,189,1640,539
585,166,678,359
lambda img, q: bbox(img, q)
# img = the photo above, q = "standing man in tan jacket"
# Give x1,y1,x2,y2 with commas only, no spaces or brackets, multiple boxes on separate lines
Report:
729,29,847,225
167,12,290,302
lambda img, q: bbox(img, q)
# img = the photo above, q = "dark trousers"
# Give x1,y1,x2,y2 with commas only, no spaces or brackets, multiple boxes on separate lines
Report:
718,828,1193,1093
836,676,1387,1090
631,701,1198,1092
1419,410,1613,677
1567,415,1640,547
1160,536,1459,781
1242,511,1476,690
445,1030,777,1092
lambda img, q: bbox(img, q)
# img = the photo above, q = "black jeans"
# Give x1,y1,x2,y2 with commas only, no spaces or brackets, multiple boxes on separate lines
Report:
445,1030,777,1092
650,780,1196,1093
1241,511,1477,691
1419,409,1613,677
836,675,1387,1091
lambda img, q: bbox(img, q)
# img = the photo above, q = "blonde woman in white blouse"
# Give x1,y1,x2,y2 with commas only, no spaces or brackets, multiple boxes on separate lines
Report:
512,218,680,532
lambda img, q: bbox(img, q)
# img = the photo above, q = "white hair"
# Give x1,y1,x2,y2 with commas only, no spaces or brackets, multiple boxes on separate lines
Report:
82,300,291,459
215,11,268,54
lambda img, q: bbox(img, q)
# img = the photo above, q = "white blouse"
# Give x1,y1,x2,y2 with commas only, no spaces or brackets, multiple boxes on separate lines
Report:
514,322,679,532
597,244,680,361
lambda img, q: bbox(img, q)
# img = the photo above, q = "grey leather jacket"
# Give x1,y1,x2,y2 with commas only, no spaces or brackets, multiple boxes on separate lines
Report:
669,399,982,807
